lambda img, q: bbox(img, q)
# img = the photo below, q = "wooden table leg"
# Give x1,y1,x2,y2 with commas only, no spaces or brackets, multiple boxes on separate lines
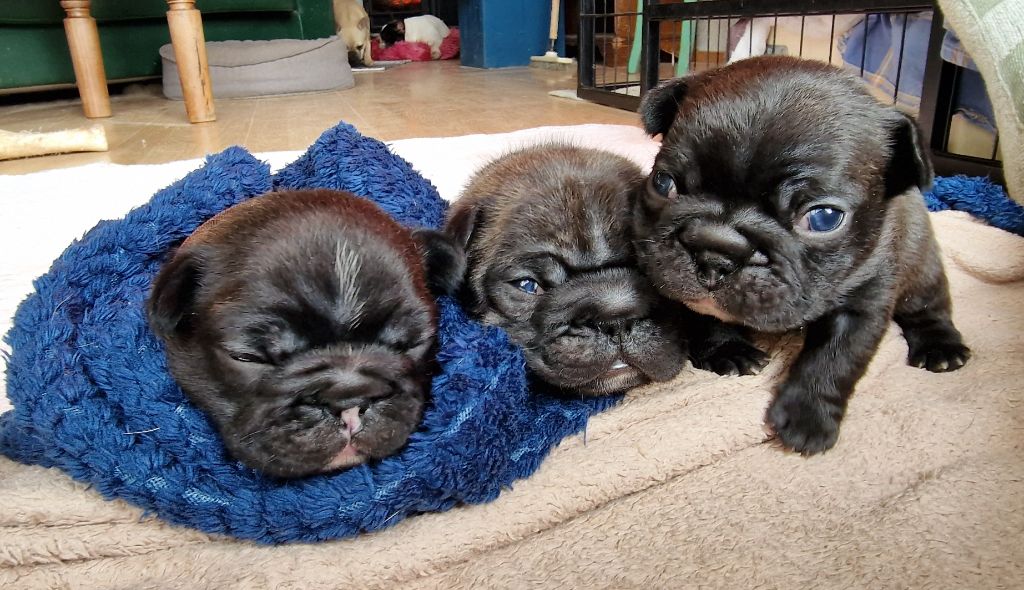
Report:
166,0,215,123
61,1,111,118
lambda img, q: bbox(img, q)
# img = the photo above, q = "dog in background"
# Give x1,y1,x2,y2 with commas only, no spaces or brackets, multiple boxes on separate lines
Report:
148,189,464,478
334,0,373,66
635,56,970,454
445,143,766,396
380,14,450,60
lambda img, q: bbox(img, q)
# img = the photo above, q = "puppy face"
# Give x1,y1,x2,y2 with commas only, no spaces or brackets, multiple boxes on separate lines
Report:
446,144,688,395
148,190,463,478
634,56,931,332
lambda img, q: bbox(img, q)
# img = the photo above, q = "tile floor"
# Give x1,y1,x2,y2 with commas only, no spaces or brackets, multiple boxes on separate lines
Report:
0,60,641,175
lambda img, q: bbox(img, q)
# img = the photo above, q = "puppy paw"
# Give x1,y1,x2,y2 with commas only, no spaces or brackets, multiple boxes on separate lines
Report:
693,340,769,376
766,388,841,455
908,341,971,372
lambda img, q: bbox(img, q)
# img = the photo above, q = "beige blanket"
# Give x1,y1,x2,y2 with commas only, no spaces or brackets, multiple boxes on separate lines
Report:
2,126,1023,589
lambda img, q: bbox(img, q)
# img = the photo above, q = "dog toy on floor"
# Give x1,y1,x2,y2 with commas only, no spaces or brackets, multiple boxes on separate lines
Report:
0,122,616,544
0,125,108,161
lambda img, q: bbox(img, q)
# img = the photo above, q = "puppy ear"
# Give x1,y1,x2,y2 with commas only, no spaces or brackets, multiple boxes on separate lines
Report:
443,203,481,252
147,247,207,340
884,112,934,197
638,77,690,136
412,228,466,297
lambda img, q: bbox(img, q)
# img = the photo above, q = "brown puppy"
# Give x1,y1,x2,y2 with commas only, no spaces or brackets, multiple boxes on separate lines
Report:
446,143,766,396
148,189,463,478
635,56,970,454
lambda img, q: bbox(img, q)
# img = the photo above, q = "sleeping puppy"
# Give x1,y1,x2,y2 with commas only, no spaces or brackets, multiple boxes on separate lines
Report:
333,0,373,66
380,15,450,60
445,143,766,396
148,189,463,478
635,55,971,454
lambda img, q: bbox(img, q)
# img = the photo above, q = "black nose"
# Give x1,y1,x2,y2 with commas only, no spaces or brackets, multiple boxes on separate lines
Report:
572,316,638,341
596,317,635,339
679,223,752,290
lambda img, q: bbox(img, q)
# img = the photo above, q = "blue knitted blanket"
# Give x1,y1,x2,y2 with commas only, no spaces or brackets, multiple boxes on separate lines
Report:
0,123,617,544
0,122,1019,544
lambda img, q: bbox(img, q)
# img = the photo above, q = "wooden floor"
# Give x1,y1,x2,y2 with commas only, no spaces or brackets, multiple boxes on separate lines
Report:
0,60,640,175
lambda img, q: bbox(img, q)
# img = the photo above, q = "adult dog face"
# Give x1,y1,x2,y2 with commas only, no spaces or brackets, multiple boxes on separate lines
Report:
445,143,689,395
636,56,969,454
148,189,463,478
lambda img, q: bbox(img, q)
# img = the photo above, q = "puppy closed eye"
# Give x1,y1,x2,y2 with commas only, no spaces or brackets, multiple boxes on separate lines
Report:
382,334,426,354
230,352,267,364
798,207,846,233
650,171,679,199
511,278,544,295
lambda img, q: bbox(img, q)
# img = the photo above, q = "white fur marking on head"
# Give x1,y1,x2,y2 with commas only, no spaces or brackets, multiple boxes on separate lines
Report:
335,240,365,325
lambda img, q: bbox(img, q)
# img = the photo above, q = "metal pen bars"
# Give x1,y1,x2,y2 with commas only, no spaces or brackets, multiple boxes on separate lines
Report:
577,0,1003,183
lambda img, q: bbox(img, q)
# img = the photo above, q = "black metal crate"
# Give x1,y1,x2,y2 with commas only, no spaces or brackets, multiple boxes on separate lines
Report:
578,0,1003,183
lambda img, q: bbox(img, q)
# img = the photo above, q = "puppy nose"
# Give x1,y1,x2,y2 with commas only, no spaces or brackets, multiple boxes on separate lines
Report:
595,317,635,339
339,406,364,436
680,223,753,290
571,315,637,341
695,252,737,290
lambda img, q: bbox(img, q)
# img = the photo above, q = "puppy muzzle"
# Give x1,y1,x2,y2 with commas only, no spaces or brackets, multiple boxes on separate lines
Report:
225,347,426,477
534,269,655,338
643,212,809,332
678,222,763,290
524,269,684,393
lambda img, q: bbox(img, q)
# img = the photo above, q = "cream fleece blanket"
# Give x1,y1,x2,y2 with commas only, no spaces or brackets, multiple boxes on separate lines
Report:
2,125,1023,589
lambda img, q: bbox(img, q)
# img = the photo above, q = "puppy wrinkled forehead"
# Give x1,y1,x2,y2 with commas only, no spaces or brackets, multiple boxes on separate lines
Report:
507,188,627,265
663,82,881,202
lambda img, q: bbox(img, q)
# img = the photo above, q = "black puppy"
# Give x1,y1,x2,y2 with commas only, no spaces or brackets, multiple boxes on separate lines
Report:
148,189,463,478
635,56,970,454
446,143,765,396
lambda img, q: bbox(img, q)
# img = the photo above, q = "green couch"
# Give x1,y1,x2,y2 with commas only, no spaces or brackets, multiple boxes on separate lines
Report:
0,0,334,92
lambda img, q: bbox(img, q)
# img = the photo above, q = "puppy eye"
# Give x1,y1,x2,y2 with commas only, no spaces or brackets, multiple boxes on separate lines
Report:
511,278,544,295
650,171,678,199
230,352,266,364
799,207,846,233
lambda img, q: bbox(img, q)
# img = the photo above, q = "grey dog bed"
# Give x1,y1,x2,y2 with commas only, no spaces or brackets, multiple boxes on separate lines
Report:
160,37,354,99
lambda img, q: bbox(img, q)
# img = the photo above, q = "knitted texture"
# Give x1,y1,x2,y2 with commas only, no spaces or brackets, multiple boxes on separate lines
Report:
924,174,1024,236
0,123,616,544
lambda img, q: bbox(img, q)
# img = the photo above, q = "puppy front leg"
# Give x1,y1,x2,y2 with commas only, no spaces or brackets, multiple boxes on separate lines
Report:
894,260,970,372
766,306,890,455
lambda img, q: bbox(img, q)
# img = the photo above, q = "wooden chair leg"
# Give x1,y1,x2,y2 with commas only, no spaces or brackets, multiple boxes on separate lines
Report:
166,0,216,123
61,1,111,118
